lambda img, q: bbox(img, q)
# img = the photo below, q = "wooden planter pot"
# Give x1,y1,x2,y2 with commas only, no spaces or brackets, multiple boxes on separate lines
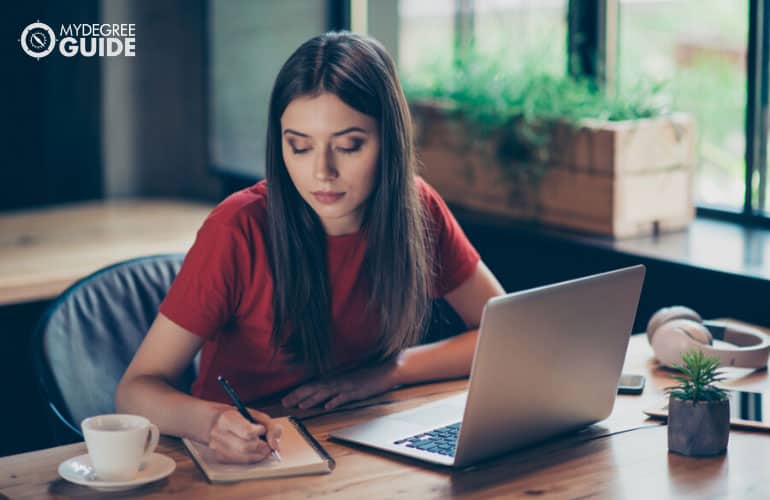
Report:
667,398,729,457
410,100,696,238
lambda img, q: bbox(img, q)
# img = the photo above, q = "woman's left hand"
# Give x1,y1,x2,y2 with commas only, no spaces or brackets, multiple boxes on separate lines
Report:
281,359,401,410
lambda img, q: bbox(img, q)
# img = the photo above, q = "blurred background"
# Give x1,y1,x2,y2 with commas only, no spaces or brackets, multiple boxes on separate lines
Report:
4,0,765,212
2,0,769,457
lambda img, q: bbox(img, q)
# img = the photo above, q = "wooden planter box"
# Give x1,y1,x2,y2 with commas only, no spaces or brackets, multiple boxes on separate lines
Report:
410,100,696,238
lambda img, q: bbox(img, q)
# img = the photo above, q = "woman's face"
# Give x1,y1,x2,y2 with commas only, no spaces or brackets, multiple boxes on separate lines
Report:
280,92,380,236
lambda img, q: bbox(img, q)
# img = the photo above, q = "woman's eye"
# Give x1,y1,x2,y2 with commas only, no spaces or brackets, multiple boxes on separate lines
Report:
289,139,363,155
337,140,363,154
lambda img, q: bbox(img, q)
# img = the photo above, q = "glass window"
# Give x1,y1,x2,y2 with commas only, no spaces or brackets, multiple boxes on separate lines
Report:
474,0,567,74
398,0,567,80
398,0,455,77
764,110,770,215
619,0,748,211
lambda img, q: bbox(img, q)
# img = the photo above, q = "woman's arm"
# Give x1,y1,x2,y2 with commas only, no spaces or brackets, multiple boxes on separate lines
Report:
281,261,504,409
116,313,217,441
115,313,281,463
392,260,505,385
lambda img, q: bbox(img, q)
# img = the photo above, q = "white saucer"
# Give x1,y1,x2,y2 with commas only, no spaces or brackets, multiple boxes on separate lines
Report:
58,452,176,492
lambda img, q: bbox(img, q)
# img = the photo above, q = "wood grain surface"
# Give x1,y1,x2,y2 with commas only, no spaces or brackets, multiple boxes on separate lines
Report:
2,332,769,499
0,200,212,305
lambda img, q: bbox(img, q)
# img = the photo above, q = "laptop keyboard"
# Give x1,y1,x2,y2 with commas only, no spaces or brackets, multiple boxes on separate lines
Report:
393,422,461,457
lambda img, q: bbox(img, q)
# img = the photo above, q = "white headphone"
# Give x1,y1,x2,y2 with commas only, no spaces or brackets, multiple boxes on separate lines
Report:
646,306,770,369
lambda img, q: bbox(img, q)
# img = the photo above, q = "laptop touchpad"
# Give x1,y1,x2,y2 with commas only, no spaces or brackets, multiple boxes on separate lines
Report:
390,395,466,427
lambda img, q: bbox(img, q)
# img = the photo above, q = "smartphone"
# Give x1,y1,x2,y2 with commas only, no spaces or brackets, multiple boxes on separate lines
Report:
617,373,646,395
644,389,770,431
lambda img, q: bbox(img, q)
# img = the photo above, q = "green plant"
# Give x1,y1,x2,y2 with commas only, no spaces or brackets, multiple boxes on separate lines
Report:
402,49,669,124
666,350,728,403
403,49,679,211
402,49,671,169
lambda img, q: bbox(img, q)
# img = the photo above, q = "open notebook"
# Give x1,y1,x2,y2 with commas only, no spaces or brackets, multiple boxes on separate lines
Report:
183,416,335,482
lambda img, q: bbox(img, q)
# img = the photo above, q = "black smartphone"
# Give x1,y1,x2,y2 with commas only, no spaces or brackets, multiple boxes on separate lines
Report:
645,389,770,430
617,373,646,395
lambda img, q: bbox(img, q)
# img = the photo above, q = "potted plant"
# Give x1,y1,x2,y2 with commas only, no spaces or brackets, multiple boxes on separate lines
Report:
404,53,696,238
666,350,730,457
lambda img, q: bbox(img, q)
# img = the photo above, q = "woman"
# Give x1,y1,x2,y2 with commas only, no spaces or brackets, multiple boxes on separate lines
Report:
116,31,504,464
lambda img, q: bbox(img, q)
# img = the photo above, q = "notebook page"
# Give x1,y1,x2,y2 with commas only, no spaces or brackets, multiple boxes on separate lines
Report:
184,416,327,478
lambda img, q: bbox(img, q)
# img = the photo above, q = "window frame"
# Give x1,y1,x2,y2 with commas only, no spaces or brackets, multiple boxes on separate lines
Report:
569,0,770,225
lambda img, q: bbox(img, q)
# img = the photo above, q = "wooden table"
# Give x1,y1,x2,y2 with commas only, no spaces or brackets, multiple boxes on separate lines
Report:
2,332,770,499
0,200,212,305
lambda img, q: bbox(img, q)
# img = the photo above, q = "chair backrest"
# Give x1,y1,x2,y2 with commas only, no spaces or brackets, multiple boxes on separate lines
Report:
424,298,467,344
32,254,193,437
32,253,465,439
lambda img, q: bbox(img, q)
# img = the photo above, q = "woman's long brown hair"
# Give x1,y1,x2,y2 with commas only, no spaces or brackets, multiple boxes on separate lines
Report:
264,31,433,374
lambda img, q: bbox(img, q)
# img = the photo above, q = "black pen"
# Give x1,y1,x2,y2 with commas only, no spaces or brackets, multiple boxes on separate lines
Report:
217,375,281,461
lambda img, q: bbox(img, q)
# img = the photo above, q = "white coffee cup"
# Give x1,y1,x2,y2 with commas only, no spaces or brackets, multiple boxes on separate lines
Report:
81,414,159,482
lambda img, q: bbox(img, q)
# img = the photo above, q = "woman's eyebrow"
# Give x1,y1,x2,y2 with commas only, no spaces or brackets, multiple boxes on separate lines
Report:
283,126,368,138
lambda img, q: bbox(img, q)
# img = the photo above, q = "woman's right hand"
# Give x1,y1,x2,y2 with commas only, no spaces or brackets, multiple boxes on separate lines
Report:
208,408,283,464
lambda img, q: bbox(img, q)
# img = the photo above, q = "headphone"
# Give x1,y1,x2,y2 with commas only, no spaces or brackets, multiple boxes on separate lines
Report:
646,306,770,369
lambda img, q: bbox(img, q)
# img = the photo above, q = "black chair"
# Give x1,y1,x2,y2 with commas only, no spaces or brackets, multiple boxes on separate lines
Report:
31,254,193,444
424,298,467,345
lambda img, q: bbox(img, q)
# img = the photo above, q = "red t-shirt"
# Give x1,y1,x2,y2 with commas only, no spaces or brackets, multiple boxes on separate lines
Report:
159,177,480,404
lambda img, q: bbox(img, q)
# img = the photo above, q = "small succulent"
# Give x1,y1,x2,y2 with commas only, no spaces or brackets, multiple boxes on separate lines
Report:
666,350,728,402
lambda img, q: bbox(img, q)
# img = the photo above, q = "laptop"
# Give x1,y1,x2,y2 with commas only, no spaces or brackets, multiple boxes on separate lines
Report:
329,265,645,467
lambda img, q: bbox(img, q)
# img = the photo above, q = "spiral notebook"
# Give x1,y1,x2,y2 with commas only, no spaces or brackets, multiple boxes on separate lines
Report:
183,416,335,483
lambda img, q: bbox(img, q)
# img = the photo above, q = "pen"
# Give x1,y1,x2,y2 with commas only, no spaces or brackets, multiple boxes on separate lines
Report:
217,375,282,461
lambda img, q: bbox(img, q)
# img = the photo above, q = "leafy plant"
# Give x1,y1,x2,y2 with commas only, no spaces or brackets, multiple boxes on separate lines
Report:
402,49,671,170
666,350,728,403
402,48,670,125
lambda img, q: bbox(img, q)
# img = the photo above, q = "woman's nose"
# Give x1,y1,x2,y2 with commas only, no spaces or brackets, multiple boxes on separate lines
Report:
313,145,338,181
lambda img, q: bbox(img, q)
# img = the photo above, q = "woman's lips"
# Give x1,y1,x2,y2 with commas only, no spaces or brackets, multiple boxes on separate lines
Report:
312,191,345,204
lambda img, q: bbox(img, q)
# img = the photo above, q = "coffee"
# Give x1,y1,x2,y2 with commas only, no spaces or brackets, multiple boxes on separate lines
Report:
81,414,159,481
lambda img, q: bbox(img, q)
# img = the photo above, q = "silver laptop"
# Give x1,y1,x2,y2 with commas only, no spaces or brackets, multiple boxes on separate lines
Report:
329,265,645,467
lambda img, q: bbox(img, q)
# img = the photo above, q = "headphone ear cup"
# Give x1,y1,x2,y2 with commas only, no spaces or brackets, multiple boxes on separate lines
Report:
669,319,713,345
650,319,713,368
646,306,703,344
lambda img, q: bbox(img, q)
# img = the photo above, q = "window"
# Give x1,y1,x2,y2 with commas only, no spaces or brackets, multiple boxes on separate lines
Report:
398,0,567,77
397,0,770,225
398,0,456,77
619,0,748,211
474,0,567,73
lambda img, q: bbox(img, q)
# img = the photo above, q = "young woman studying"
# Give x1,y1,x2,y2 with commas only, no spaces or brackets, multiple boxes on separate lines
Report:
116,31,505,464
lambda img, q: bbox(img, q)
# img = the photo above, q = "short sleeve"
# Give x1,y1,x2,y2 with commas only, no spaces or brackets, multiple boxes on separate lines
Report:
419,178,481,297
159,220,251,340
